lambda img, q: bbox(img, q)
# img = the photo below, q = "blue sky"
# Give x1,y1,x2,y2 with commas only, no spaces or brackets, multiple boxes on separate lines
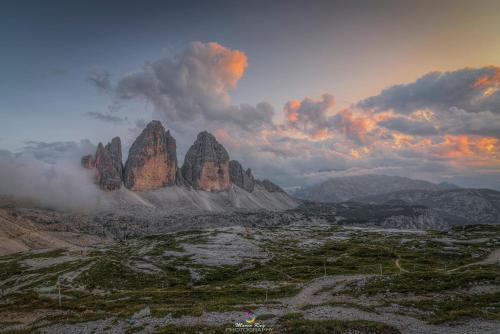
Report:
1,0,500,189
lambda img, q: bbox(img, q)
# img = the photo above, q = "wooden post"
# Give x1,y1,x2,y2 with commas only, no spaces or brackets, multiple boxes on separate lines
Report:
58,277,62,307
379,264,383,275
324,258,327,277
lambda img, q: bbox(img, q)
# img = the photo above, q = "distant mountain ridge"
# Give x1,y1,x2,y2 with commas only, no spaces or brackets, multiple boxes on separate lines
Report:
293,174,460,203
354,188,500,225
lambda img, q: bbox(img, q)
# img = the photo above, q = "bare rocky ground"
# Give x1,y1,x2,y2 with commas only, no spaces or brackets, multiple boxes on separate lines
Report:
1,218,499,333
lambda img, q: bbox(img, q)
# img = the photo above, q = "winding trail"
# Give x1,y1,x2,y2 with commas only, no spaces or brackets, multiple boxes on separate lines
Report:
395,258,409,273
448,248,500,273
280,275,371,308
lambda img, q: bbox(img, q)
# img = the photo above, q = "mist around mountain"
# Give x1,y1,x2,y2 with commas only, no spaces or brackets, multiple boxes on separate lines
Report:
293,174,460,203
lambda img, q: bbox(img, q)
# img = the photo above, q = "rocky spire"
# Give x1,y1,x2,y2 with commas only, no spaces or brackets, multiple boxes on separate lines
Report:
94,137,123,191
181,131,230,191
229,160,255,192
123,120,177,191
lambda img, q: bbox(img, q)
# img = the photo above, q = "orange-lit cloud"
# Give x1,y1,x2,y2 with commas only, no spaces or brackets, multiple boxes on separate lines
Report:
433,135,499,158
281,94,335,141
391,133,413,148
333,109,376,144
476,137,498,153
206,42,248,89
473,67,500,88
311,128,330,140
350,149,361,158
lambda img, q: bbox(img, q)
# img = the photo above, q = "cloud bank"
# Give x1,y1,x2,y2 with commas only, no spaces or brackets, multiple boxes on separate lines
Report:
106,42,274,131
0,141,109,210
84,44,500,190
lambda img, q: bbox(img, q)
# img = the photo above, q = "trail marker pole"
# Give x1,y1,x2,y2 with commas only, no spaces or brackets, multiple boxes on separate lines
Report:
324,258,327,277
379,264,383,275
57,277,62,307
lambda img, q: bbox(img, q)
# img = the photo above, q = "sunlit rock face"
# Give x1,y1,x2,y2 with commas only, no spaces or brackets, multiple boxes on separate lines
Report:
123,121,177,191
94,137,123,191
229,160,255,192
181,131,230,191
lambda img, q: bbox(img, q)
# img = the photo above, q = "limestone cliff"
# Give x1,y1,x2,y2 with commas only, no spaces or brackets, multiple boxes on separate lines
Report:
229,160,255,192
181,131,230,191
123,121,177,191
94,137,123,191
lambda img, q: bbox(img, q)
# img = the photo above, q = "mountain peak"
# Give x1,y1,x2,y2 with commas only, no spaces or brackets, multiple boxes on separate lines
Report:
229,160,255,192
93,137,123,191
181,131,230,191
123,120,177,191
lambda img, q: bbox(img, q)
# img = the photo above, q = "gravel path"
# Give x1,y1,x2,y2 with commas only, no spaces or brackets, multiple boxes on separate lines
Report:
449,247,500,272
280,275,370,307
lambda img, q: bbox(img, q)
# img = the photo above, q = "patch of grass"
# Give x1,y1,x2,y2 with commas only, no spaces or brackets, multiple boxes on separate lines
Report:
278,313,400,334
156,324,229,334
0,260,24,281
400,291,500,323
75,256,191,290
359,266,500,295
126,324,146,334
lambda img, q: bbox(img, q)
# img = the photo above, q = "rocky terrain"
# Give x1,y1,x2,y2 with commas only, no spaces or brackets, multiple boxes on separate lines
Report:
294,175,459,203
1,219,499,333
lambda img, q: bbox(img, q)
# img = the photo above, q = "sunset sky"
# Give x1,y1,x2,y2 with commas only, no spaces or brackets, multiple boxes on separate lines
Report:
1,0,500,189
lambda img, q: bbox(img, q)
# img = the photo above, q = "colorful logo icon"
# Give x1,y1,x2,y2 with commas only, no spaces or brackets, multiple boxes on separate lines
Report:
244,311,256,325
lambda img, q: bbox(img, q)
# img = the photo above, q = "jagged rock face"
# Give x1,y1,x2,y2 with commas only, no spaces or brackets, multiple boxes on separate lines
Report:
256,179,285,193
229,160,255,192
94,137,123,191
81,155,95,169
124,121,177,191
181,131,230,191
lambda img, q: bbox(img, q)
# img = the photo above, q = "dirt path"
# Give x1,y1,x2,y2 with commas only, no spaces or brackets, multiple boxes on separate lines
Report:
395,258,410,273
280,275,370,308
448,248,500,273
